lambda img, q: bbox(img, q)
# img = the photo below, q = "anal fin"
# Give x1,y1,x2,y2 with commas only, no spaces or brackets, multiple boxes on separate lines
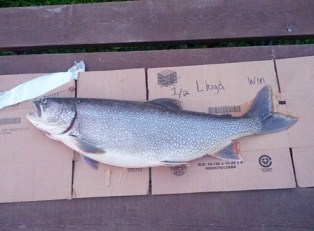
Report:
161,160,190,166
211,141,242,161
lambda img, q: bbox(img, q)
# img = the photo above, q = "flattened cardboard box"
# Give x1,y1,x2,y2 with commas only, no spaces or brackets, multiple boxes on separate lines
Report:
1,60,304,202
0,74,75,203
276,56,314,187
73,69,149,198
148,60,296,194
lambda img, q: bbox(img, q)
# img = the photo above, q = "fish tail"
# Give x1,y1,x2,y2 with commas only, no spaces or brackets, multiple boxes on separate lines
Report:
246,85,297,134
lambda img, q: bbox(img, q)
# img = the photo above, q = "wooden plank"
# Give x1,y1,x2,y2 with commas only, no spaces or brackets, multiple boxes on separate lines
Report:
1,45,314,229
1,44,314,75
0,0,314,50
1,189,314,230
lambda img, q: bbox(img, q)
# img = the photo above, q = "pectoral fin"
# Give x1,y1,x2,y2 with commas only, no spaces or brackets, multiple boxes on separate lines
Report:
69,135,105,154
44,132,60,141
211,141,242,161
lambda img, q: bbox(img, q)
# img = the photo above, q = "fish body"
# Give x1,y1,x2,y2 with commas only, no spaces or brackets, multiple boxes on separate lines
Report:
27,86,297,168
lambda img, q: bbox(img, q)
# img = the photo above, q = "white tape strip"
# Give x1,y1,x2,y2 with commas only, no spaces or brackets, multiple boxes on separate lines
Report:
0,61,85,110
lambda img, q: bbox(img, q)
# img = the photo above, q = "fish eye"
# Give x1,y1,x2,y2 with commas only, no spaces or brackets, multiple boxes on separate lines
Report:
41,98,48,104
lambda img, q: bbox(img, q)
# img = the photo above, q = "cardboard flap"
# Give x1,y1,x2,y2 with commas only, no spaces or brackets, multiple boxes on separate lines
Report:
292,147,314,187
276,56,314,188
276,56,314,148
148,61,291,151
0,73,75,203
148,60,295,194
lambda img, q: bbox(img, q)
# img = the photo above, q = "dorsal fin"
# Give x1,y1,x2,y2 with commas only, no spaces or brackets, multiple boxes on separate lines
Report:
149,98,182,110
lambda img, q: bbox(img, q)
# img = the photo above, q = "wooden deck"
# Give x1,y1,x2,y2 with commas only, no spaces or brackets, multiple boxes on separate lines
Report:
0,1,314,230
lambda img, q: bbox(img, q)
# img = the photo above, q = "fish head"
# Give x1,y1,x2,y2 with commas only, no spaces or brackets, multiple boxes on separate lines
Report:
27,98,76,135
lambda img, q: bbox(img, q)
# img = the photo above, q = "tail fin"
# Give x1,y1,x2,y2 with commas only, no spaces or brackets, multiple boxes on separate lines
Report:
246,85,297,134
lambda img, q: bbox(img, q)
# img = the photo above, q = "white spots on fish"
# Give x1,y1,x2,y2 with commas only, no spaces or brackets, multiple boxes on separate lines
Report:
57,108,75,129
73,100,261,162
26,86,297,168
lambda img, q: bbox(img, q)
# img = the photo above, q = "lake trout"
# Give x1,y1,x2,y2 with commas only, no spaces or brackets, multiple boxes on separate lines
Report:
27,86,297,168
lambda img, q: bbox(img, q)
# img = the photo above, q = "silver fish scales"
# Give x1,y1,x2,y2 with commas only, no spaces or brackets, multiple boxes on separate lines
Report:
27,86,297,168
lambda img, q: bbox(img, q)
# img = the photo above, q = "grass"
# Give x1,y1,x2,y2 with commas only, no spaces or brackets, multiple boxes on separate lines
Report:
0,0,313,55
1,39,313,56
0,0,126,7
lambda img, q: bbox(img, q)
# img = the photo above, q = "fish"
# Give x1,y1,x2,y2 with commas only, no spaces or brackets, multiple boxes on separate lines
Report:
26,85,297,169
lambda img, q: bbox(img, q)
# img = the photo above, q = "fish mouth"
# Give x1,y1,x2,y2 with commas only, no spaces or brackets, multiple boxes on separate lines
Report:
26,100,43,122
33,100,42,118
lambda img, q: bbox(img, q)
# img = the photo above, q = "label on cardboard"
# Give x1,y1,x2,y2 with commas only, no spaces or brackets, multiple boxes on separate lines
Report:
0,73,75,203
276,56,314,187
72,69,149,198
148,60,295,194
152,149,295,194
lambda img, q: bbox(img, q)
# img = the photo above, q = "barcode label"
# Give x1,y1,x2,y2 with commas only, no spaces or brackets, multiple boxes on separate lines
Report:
208,105,241,114
0,117,21,126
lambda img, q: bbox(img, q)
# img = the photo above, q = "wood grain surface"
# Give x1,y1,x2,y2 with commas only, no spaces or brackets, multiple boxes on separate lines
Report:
1,0,314,229
0,0,313,50
1,45,314,230
1,189,314,230
0,45,314,75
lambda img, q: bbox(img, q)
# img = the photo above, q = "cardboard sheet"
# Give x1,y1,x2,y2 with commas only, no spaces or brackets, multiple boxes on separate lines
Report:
73,69,149,198
152,149,294,194
2,56,310,202
148,61,296,194
0,74,74,203
291,147,314,187
276,56,314,187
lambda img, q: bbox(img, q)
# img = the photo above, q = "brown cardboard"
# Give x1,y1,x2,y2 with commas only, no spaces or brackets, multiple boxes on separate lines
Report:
291,147,314,187
152,149,294,194
276,56,314,187
148,61,296,194
1,58,307,201
0,73,75,203
73,69,149,198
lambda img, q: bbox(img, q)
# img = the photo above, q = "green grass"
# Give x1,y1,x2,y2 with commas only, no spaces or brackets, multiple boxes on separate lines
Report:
0,0,125,7
1,39,313,56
